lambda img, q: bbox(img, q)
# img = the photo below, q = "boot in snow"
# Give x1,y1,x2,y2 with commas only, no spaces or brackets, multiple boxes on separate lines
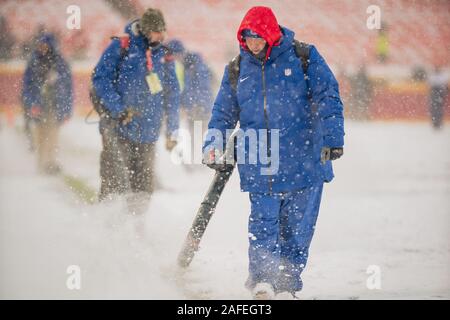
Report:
252,283,275,300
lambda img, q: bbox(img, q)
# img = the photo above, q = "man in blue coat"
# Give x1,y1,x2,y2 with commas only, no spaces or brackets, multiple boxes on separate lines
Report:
203,6,345,299
167,39,213,121
92,8,180,214
21,32,73,174
167,39,213,165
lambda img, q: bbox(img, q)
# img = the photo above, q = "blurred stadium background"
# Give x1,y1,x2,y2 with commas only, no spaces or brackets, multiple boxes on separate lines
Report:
0,1,449,300
0,0,449,122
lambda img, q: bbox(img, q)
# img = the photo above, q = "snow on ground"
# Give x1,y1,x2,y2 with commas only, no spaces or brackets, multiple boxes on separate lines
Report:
0,116,449,299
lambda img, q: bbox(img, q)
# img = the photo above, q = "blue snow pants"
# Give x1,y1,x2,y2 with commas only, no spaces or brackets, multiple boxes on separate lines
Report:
246,183,324,293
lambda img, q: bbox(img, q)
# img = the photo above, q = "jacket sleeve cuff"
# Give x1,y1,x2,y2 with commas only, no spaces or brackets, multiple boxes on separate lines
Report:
106,104,126,119
323,135,344,148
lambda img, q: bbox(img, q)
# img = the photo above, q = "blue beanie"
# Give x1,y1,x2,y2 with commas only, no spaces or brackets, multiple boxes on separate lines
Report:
167,39,185,54
242,29,261,39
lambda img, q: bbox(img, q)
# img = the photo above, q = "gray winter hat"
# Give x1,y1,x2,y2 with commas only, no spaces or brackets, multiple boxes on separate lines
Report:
140,8,166,34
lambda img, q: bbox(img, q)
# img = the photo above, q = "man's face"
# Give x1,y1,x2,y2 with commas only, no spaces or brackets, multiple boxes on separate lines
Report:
146,31,165,44
245,37,267,55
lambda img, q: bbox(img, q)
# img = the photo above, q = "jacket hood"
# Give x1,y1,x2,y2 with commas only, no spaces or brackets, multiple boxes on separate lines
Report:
237,6,282,60
124,20,142,40
37,33,59,53
239,26,296,63
269,26,295,61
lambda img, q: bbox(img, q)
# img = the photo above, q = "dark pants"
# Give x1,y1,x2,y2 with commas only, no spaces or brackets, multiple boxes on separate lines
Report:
430,86,447,129
24,113,34,151
99,118,155,205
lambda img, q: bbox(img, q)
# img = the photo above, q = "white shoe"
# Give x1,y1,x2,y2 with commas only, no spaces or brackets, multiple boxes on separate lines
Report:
275,291,300,300
252,283,275,300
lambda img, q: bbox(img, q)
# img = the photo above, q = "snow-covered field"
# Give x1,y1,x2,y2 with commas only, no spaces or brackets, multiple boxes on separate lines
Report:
0,117,449,299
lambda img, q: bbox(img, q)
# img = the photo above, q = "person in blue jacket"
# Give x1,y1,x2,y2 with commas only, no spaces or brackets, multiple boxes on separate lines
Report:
167,39,213,165
21,32,73,174
167,40,213,121
92,8,180,215
203,6,345,299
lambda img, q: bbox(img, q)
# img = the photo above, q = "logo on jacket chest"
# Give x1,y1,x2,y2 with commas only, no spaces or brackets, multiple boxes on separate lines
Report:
284,68,292,76
240,76,250,83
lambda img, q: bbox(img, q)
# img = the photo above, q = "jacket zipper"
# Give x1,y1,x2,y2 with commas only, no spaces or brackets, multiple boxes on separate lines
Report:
261,62,272,193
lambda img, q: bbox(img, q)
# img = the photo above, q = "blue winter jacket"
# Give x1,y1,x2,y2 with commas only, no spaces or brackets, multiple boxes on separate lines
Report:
21,33,73,122
204,27,345,193
182,52,213,113
92,21,180,143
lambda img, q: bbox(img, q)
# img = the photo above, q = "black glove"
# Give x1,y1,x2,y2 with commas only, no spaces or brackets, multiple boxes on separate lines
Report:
321,147,344,164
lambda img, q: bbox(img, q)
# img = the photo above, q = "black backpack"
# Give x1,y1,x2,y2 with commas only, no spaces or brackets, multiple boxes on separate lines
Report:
88,36,131,120
227,40,311,98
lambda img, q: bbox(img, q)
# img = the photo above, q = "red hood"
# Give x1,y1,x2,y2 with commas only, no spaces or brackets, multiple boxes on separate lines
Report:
237,6,282,59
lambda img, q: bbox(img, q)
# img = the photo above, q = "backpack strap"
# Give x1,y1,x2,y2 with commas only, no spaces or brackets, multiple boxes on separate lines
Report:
293,40,312,101
110,35,130,59
88,36,131,121
160,44,175,63
227,54,241,92
293,40,310,75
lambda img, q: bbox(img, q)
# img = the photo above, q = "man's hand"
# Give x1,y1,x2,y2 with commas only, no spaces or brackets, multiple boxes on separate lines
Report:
321,147,344,164
202,148,234,172
165,135,177,151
